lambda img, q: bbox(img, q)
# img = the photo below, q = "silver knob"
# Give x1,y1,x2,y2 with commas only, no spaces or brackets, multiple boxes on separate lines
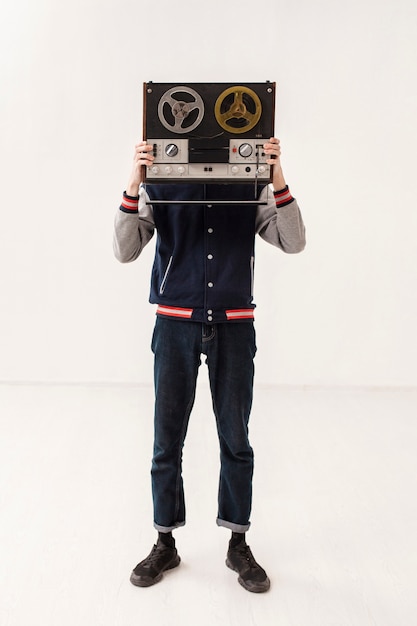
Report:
165,143,179,157
238,143,253,158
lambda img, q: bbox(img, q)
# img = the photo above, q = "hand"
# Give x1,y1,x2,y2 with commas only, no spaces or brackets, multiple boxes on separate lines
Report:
264,137,287,191
126,141,154,195
264,137,281,164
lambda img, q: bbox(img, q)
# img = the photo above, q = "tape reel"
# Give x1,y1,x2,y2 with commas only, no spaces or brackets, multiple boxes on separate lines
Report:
157,86,205,134
157,85,263,135
214,86,262,134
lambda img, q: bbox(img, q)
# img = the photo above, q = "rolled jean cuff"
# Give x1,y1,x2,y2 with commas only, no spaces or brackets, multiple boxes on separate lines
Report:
154,521,185,533
216,518,251,533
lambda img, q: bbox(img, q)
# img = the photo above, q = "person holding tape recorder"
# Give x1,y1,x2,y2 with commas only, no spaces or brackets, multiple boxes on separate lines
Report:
113,136,305,593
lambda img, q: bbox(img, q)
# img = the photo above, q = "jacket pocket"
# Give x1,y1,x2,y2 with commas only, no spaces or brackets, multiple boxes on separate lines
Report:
159,256,173,294
250,256,254,298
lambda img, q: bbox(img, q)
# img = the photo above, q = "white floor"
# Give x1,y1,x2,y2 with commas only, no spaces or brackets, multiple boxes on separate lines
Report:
0,382,416,626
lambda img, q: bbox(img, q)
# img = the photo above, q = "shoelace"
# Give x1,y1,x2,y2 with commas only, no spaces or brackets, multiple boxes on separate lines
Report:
233,544,267,583
143,543,170,566
236,544,258,569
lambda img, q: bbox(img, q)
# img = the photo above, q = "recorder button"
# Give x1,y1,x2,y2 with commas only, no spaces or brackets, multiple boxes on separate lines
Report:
151,165,159,174
177,166,186,175
164,166,173,174
231,166,239,175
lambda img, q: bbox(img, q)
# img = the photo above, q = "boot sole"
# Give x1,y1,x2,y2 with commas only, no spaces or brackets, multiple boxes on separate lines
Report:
130,555,181,587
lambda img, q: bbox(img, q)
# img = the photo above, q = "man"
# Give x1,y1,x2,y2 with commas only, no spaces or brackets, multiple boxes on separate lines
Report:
113,137,305,592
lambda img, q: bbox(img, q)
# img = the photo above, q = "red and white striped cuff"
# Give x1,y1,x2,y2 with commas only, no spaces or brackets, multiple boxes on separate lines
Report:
120,192,139,213
273,186,293,207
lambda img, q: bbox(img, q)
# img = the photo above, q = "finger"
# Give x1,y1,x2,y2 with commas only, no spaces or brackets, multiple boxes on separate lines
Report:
264,140,281,151
135,155,154,166
134,144,154,163
134,142,154,158
264,150,281,162
136,151,154,162
268,147,281,156
135,154,154,164
136,145,154,155
264,140,280,149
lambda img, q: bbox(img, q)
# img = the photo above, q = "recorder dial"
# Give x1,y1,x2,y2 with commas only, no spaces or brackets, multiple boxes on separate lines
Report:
165,143,179,157
238,143,253,158
158,86,205,134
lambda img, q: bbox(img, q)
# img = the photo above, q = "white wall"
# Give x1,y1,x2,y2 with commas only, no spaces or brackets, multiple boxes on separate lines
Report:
0,0,416,386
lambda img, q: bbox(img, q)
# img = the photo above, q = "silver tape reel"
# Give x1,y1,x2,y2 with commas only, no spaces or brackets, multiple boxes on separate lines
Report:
157,86,204,134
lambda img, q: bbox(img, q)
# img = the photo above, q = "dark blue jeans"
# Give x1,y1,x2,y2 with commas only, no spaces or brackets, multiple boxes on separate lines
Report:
151,317,257,533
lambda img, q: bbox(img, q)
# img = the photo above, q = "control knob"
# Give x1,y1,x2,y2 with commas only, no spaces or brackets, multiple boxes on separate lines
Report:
165,143,179,157
238,143,253,158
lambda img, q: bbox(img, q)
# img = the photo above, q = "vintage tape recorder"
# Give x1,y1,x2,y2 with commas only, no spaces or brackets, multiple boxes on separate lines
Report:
143,82,276,184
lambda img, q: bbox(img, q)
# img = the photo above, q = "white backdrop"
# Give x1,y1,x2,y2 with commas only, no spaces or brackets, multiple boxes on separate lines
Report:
0,0,416,387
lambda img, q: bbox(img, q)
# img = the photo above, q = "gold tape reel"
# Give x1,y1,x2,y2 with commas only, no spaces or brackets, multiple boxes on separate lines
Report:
214,86,262,134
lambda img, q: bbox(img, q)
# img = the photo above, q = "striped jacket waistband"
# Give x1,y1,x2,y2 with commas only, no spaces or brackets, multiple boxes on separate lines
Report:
156,305,254,321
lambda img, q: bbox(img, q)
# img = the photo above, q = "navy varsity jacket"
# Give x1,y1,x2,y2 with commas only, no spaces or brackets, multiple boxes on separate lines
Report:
114,183,305,323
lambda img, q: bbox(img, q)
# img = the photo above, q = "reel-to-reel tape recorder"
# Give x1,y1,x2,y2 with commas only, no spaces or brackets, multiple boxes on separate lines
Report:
143,82,276,184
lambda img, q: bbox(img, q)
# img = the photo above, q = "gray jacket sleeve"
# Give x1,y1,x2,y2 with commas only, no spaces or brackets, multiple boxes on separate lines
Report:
113,186,155,263
255,185,306,253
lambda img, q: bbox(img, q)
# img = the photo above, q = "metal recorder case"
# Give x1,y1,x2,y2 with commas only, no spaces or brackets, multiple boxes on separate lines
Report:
143,82,276,186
